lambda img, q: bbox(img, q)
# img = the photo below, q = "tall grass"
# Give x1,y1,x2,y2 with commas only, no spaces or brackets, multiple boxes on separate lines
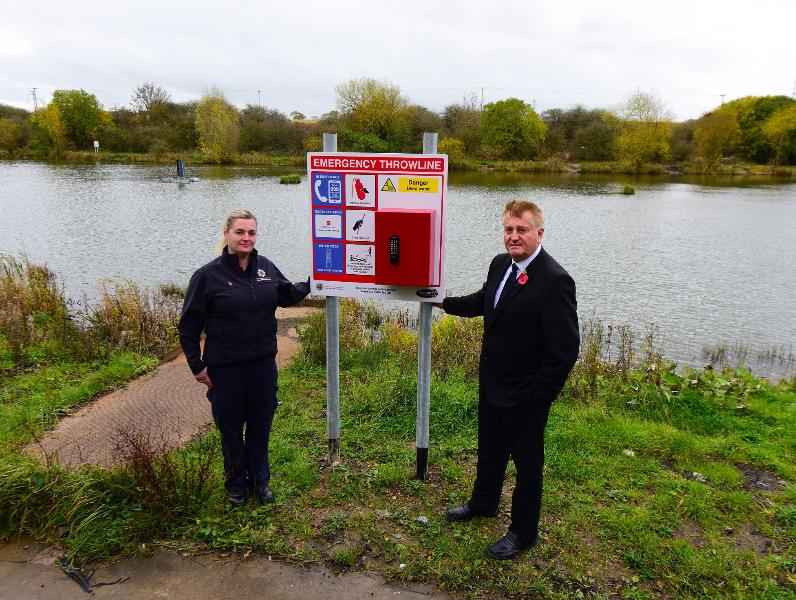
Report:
0,254,73,366
83,279,181,357
0,254,182,374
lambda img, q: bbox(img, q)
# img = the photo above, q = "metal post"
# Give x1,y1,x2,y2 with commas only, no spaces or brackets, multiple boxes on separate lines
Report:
416,132,438,480
323,132,341,465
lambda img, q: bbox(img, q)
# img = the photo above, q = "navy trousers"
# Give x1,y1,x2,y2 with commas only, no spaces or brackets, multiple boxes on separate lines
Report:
207,357,278,494
470,397,552,545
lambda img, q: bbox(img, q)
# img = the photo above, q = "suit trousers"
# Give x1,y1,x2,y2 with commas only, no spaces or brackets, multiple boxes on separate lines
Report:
470,396,552,544
207,357,278,494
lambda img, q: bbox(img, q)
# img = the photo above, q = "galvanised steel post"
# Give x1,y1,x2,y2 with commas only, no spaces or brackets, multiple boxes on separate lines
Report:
416,131,438,480
323,132,341,465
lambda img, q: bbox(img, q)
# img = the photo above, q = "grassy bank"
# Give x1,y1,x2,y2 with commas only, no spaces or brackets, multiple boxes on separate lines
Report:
3,151,793,177
1,294,794,598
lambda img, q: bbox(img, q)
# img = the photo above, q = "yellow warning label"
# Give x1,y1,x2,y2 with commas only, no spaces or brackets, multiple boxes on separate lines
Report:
381,178,396,192
398,177,439,193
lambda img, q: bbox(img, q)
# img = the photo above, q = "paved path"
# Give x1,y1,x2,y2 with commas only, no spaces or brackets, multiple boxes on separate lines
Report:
0,541,452,599
26,307,318,469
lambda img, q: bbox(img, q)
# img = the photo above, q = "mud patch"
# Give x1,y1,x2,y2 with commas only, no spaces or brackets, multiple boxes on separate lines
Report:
733,522,772,557
737,465,785,492
674,522,704,548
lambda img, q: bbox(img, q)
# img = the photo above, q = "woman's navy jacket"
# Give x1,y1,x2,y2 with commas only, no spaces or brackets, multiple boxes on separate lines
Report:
178,247,310,375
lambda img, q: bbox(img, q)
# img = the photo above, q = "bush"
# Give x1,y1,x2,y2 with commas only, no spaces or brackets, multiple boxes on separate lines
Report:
84,280,181,357
297,298,380,365
438,137,466,164
0,254,72,365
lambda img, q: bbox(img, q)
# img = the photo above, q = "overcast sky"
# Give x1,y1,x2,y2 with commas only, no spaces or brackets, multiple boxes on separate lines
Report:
1,0,793,121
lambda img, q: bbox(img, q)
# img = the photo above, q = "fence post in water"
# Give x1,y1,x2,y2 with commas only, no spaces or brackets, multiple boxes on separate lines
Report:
416,131,438,480
176,159,185,178
323,132,341,465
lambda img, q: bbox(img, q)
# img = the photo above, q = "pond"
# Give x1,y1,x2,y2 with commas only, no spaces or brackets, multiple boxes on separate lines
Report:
0,161,794,378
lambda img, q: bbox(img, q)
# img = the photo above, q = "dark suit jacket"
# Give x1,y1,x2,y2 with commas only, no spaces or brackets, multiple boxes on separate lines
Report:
443,247,579,407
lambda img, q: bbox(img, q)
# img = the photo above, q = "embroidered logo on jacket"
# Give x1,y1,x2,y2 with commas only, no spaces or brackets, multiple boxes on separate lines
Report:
257,268,271,282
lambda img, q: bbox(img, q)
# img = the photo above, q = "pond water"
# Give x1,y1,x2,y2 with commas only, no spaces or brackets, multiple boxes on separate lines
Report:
0,161,794,378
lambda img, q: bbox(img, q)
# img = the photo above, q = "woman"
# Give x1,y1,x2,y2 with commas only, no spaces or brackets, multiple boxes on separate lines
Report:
178,209,309,506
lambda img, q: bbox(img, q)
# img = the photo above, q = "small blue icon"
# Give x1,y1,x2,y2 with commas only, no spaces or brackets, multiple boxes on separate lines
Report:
312,173,343,205
313,242,344,274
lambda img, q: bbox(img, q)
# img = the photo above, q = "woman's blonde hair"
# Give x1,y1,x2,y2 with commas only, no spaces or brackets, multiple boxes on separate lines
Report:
217,209,257,253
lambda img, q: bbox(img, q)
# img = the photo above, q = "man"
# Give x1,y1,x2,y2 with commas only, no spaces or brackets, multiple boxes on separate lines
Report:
439,199,579,559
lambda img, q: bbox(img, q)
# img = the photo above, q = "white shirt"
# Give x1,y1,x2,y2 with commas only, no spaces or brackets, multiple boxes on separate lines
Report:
493,245,542,308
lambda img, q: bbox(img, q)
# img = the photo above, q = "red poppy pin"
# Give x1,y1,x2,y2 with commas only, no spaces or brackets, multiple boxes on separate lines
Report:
518,270,528,285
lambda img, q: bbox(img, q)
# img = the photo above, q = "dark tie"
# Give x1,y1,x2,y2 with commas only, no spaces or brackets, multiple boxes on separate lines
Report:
497,263,518,306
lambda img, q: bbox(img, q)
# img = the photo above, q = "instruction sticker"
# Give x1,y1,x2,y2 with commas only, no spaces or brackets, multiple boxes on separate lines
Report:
345,244,375,276
312,173,343,205
345,174,376,207
346,210,375,242
313,208,343,239
313,242,344,274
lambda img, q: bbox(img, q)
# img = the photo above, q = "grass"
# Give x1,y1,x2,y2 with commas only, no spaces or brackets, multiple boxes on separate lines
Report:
0,289,793,597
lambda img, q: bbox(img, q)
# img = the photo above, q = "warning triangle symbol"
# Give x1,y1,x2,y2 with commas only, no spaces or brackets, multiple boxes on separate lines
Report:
381,178,396,192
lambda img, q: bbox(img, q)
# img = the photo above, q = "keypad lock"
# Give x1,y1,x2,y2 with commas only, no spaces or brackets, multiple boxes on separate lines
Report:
389,235,400,264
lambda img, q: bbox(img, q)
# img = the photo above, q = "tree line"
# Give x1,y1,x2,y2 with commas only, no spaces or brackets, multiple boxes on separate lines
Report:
0,78,793,169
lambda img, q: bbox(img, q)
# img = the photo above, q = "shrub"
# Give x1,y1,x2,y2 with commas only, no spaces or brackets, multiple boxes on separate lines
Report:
297,298,380,365
0,254,72,365
438,137,466,164
84,280,181,357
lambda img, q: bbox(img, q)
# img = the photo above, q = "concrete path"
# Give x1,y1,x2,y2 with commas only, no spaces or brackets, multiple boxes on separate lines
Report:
26,306,317,468
0,540,452,599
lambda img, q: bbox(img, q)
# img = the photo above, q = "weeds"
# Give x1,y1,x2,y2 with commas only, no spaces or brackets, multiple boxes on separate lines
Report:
83,279,181,357
0,254,73,366
112,423,221,523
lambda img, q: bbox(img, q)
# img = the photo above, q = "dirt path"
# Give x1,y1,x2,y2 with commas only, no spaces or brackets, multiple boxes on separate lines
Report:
0,540,452,599
26,306,318,469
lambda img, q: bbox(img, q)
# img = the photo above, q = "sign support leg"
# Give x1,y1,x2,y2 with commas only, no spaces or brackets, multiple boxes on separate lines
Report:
416,132,438,480
323,132,341,465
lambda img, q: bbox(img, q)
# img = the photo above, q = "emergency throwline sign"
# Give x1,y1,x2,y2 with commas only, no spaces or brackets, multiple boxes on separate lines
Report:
308,152,448,303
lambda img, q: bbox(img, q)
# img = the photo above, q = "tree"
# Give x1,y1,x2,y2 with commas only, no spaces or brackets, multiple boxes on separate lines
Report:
541,105,605,157
479,98,546,159
195,87,240,163
693,111,741,170
442,92,481,154
131,82,172,123
29,104,68,155
50,89,112,148
612,90,673,170
762,104,796,165
720,95,794,162
573,114,621,161
335,78,410,147
239,105,301,154
0,118,23,152
290,111,305,120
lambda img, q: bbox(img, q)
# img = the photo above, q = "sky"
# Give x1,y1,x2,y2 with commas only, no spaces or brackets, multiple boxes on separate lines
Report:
1,0,794,122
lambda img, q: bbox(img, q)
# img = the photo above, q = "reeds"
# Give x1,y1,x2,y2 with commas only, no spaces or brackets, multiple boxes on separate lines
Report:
0,254,183,373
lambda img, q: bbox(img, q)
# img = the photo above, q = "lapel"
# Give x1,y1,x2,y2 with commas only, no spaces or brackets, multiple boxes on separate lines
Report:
487,248,546,328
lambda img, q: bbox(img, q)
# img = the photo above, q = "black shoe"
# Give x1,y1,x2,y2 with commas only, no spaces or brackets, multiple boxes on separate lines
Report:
486,531,535,560
444,502,497,522
256,486,274,504
229,492,246,507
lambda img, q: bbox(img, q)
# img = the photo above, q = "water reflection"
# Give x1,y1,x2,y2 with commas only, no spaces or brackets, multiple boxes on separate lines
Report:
0,161,793,378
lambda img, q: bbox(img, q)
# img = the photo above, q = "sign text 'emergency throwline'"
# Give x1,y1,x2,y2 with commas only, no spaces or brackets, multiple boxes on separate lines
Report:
310,156,445,173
